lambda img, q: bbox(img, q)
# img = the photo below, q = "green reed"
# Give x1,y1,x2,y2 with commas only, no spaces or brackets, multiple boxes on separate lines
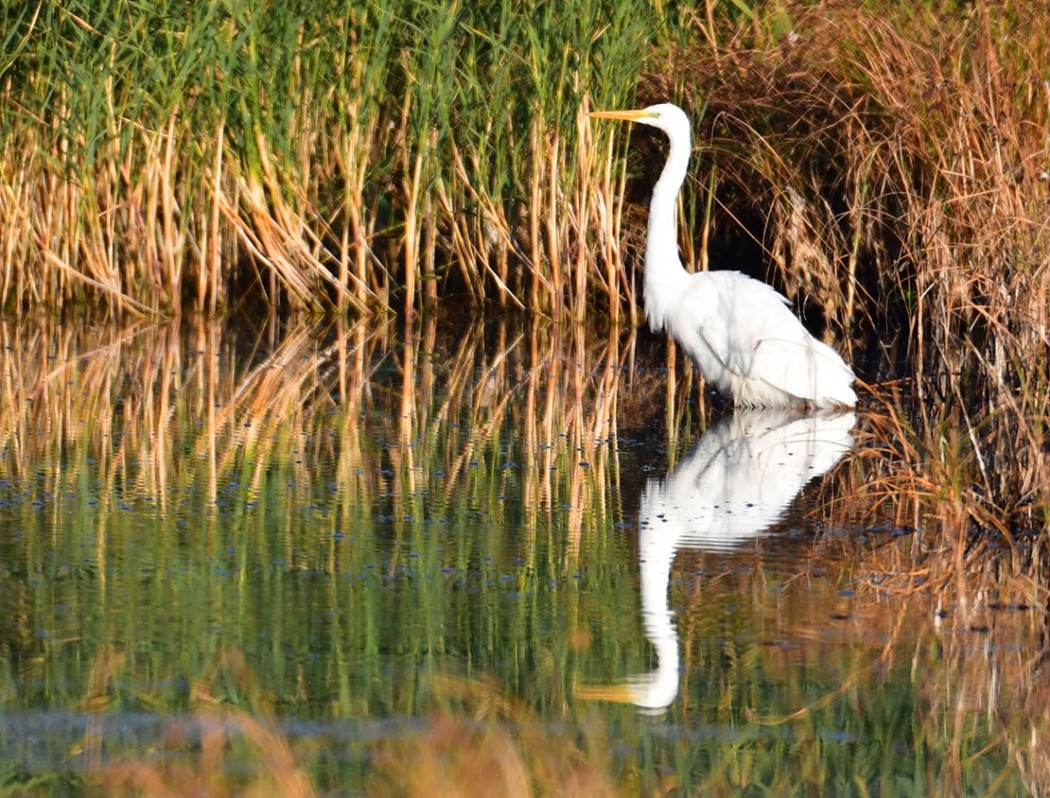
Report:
1,0,652,316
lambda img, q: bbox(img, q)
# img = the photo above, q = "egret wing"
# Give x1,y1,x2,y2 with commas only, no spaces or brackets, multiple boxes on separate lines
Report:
676,271,854,405
748,333,855,405
679,271,793,377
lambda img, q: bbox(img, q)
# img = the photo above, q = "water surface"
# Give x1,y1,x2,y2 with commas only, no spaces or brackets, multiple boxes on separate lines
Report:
0,315,1044,795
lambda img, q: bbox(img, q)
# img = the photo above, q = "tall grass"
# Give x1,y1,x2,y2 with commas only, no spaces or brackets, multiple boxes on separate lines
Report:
4,0,1046,346
0,0,649,316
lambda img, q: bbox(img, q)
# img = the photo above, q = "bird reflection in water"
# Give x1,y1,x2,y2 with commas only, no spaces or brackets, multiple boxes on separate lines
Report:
581,409,855,711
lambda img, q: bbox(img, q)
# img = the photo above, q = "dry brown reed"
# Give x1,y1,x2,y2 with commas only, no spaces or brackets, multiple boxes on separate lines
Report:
367,675,620,798
830,392,1049,559
92,650,317,798
81,649,626,797
636,1,1048,378
0,314,658,551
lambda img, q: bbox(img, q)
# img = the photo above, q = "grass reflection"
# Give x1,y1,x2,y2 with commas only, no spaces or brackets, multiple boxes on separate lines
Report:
0,315,1046,795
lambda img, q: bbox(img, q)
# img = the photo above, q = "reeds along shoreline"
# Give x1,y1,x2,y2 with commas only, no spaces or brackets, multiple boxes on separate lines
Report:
0,0,648,319
2,3,1047,348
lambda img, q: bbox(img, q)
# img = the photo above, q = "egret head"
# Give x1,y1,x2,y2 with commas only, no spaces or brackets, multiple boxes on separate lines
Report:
589,102,691,140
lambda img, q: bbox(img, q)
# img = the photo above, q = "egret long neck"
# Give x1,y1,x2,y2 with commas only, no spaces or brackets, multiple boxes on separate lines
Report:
644,126,692,330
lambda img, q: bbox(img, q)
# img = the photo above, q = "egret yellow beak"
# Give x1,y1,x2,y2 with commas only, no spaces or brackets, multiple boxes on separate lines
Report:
588,109,653,122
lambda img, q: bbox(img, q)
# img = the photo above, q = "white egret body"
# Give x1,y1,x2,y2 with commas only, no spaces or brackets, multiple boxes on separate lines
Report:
591,103,856,408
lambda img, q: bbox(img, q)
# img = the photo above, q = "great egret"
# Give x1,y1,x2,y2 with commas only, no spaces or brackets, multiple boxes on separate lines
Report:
580,408,856,710
590,103,857,408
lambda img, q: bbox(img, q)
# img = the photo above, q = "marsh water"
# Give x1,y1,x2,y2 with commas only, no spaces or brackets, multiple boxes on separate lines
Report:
0,315,1045,795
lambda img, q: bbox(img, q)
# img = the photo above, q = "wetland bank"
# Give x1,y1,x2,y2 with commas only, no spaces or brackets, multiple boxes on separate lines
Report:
2,0,1049,794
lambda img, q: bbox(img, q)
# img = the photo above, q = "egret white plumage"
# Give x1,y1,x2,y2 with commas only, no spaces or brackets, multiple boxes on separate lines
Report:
590,103,856,408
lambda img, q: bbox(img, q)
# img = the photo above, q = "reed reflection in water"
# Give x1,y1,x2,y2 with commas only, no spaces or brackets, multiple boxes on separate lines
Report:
0,314,1048,795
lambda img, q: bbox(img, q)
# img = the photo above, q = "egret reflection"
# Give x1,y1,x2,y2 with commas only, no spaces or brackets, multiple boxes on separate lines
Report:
585,409,855,711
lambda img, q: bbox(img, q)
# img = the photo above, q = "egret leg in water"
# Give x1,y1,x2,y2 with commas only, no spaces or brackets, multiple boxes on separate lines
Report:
590,104,856,408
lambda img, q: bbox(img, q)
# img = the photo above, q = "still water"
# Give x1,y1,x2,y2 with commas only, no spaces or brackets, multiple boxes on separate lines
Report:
0,315,1045,795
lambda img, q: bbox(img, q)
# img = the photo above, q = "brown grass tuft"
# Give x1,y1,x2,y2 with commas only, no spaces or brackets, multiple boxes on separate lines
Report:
632,1,1048,372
